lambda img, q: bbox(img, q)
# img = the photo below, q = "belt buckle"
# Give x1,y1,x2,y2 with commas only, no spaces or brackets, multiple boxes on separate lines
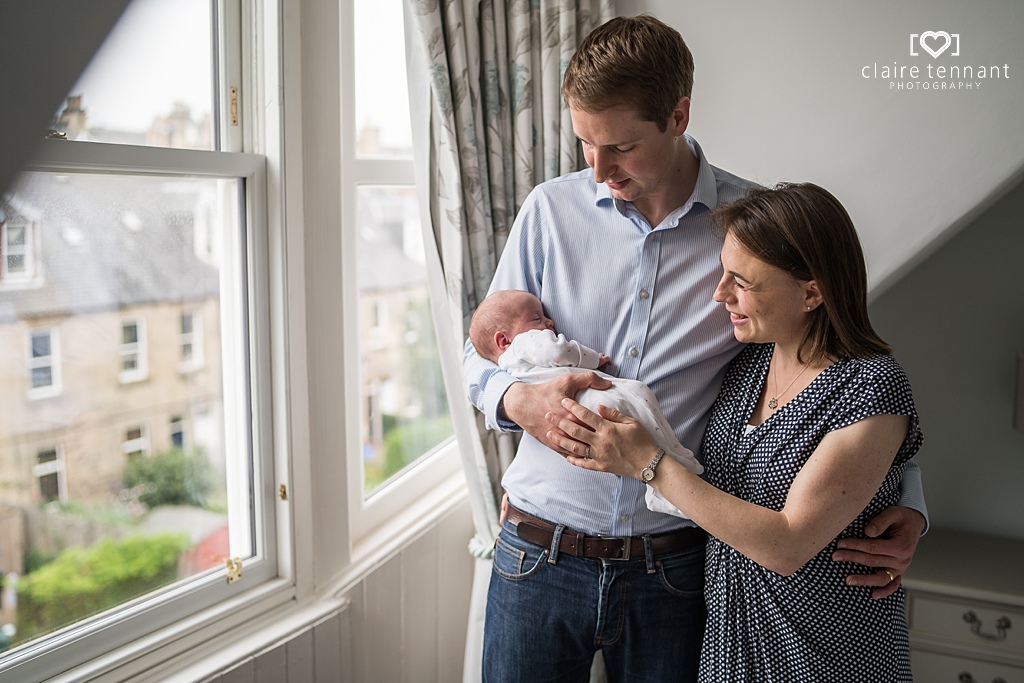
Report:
600,535,631,560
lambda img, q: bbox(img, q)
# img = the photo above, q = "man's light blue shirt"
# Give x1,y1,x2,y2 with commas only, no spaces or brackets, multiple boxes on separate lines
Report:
462,136,927,537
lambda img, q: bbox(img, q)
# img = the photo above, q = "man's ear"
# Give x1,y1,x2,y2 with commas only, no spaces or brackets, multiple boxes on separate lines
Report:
671,96,690,138
494,330,514,354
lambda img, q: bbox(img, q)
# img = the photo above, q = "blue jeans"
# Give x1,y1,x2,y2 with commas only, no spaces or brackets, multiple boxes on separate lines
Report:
483,519,707,683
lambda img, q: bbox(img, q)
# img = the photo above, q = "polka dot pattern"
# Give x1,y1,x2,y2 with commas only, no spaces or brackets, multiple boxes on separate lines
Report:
698,343,922,682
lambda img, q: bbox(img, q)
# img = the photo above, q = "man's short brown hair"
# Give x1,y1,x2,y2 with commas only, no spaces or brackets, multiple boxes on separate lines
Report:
561,15,694,131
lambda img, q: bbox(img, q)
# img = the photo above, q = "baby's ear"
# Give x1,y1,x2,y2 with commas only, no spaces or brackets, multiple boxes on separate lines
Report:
494,330,514,353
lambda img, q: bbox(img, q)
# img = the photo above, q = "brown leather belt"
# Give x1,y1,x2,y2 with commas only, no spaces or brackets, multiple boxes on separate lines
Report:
505,505,707,561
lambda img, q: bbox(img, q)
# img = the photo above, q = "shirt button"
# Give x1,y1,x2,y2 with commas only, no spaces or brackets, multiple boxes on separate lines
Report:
639,289,649,300
619,514,629,522
629,347,638,358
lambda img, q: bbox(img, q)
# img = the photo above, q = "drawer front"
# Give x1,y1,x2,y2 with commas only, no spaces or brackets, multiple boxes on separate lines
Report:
909,593,1024,655
912,649,1024,683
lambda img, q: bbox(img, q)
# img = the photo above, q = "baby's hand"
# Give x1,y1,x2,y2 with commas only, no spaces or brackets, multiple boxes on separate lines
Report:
598,353,612,369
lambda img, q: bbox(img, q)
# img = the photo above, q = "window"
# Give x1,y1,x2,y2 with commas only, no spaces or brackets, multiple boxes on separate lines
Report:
0,0,280,679
0,218,36,283
119,318,148,383
28,328,61,399
179,310,204,371
344,0,457,529
122,425,150,460
170,415,185,449
33,448,66,504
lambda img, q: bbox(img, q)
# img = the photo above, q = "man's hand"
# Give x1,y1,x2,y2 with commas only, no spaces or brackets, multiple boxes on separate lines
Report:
502,373,612,453
833,505,926,599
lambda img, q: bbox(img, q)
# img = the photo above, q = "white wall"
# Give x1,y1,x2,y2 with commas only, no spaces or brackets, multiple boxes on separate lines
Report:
621,0,1024,292
870,181,1024,539
624,0,1024,540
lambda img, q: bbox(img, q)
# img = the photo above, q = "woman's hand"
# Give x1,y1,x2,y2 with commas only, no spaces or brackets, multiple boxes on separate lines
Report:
546,398,659,479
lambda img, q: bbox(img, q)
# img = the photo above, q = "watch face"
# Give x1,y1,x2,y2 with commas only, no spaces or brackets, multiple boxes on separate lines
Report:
641,468,654,482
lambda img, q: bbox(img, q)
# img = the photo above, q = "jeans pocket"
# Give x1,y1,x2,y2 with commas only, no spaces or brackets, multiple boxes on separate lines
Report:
492,531,549,581
655,546,705,597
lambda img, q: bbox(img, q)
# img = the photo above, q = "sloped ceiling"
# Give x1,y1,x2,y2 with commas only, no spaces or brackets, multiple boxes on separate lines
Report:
0,0,131,196
622,0,1024,293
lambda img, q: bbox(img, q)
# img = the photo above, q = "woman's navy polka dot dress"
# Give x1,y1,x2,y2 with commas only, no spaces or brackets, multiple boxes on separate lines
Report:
698,343,922,682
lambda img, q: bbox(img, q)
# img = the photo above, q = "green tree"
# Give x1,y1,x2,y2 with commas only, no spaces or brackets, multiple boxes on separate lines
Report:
123,447,215,509
15,534,188,644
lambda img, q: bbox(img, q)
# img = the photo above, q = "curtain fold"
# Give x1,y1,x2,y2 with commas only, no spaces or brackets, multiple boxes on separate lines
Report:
403,1,615,680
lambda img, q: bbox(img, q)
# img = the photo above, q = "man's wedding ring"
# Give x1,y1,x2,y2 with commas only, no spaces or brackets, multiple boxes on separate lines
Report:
584,446,591,459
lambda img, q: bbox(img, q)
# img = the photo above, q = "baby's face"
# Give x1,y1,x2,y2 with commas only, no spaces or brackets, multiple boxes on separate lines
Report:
509,296,555,338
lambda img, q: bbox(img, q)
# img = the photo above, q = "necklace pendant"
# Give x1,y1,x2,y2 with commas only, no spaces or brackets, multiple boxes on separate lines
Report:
768,397,778,410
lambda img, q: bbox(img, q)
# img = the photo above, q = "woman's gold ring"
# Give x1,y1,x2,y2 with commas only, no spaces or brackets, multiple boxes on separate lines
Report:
884,569,895,583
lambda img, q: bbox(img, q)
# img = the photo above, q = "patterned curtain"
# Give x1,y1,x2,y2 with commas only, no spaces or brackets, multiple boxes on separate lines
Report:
403,0,614,680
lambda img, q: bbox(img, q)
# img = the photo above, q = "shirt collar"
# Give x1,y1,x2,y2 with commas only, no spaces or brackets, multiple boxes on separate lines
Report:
593,134,720,228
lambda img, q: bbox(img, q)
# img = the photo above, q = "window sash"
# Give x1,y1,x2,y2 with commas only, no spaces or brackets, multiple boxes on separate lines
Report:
1,221,33,279
339,0,460,544
27,328,61,398
1,138,277,683
119,318,149,382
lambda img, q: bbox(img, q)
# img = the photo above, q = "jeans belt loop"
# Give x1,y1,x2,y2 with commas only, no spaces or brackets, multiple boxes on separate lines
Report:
643,534,656,573
548,524,565,564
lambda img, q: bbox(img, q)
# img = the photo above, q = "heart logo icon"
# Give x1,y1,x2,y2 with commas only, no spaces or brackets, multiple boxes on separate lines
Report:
919,31,952,58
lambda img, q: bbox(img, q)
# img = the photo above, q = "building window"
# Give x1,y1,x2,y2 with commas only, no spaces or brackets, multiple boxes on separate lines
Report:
122,425,150,460
170,415,185,449
32,448,66,504
0,219,35,282
178,310,204,371
28,327,61,399
119,318,148,383
0,0,280,677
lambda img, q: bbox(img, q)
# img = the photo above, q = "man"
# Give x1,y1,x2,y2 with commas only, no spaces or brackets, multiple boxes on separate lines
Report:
463,15,927,682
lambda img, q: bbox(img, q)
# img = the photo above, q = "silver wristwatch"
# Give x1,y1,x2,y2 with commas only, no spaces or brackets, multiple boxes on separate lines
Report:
640,448,666,483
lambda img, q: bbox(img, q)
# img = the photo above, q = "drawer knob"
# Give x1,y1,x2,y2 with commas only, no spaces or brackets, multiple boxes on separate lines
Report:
962,610,1012,641
959,675,1007,683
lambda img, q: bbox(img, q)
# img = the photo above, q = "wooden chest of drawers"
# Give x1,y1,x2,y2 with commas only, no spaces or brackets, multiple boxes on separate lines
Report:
904,530,1024,682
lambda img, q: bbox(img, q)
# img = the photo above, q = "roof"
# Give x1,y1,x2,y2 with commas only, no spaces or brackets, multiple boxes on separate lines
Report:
0,171,221,323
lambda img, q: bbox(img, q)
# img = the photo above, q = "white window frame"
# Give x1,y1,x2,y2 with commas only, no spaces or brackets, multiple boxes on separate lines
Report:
1,218,35,282
0,1,292,680
340,0,460,546
28,327,62,400
118,317,149,383
178,309,205,372
121,424,150,459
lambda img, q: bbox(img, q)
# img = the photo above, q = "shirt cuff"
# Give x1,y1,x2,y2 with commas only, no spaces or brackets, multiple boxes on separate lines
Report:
897,459,929,535
484,374,523,432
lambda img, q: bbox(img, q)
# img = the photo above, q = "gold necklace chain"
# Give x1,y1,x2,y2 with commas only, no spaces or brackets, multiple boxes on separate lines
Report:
768,355,810,410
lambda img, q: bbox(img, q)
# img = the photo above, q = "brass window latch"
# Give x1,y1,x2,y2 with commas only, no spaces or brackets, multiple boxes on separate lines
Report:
226,557,243,584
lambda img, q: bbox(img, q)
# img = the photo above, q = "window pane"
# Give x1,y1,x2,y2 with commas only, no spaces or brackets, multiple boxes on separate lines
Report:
30,333,51,359
357,186,451,495
353,0,413,157
8,226,26,246
54,0,215,150
0,169,251,651
31,367,52,389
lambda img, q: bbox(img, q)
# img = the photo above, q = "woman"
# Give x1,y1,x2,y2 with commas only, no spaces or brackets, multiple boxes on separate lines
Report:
547,183,921,682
